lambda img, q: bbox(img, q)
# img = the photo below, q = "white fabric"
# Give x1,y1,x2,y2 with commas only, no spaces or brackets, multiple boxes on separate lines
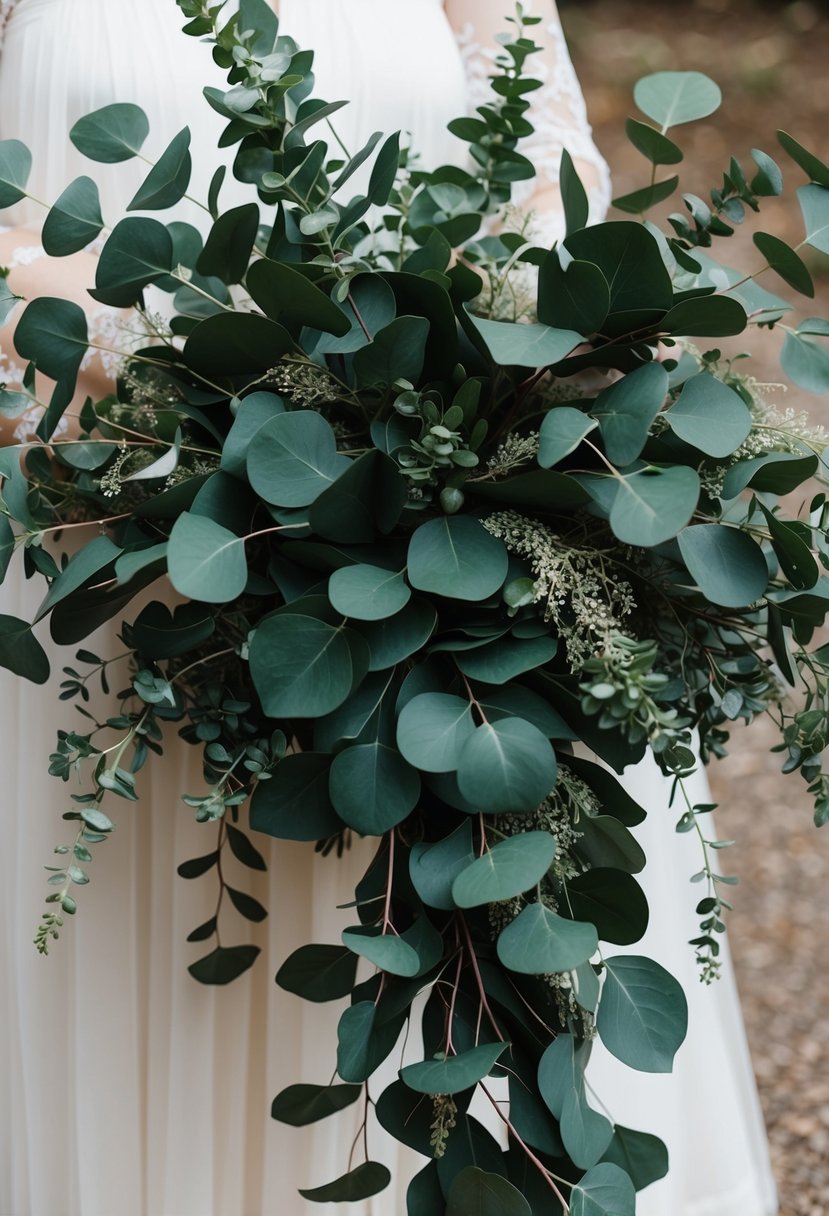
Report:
0,2,776,1214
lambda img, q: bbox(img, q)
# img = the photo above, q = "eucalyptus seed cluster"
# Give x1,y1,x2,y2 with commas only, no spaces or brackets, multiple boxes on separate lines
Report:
263,358,339,407
544,969,596,1036
428,1094,458,1159
481,511,636,669
485,430,539,478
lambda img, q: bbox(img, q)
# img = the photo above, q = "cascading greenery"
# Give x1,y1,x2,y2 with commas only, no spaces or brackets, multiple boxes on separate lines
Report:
2,0,829,1209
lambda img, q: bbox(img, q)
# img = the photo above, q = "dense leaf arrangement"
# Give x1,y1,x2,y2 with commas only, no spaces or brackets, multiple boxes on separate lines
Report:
3,0,829,1209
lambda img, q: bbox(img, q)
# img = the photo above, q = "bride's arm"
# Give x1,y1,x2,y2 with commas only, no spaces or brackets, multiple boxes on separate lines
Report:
444,0,611,240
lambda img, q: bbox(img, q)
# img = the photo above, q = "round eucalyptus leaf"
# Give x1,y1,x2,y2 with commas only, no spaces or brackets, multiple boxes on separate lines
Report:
187,944,260,985
563,869,649,945
592,363,668,467
537,256,610,336
561,1085,615,1171
328,564,410,621
275,943,357,1002
634,71,721,130
409,822,476,911
167,512,247,603
659,294,747,337
183,312,294,377
574,816,646,875
538,406,598,469
250,752,341,841
608,466,700,547
597,955,688,1073
600,1124,669,1192
247,410,349,508
329,743,420,834
677,524,768,608
13,297,88,382
455,635,558,685
396,692,476,773
452,832,556,909
127,126,192,211
0,615,49,684
69,102,149,162
271,1082,361,1127
407,516,508,602
354,598,438,670
475,682,576,740
665,373,752,457
798,183,829,256
570,1163,636,1216
625,118,683,166
0,138,32,207
497,903,598,974
299,1162,391,1204
400,1042,508,1095
41,176,104,256
446,1167,531,1216
341,927,420,977
93,216,174,307
249,614,361,718
456,719,557,813
221,391,285,479
780,329,829,395
247,257,351,336
465,309,583,368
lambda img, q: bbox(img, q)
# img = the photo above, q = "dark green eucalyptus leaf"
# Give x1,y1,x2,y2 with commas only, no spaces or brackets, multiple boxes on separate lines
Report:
407,516,508,602
226,886,267,923
401,1042,508,1095
337,1001,377,1082
187,944,260,985
665,372,751,456
0,615,49,684
225,823,267,872
612,176,678,214
456,718,557,813
329,743,421,834
275,943,357,1002
271,1082,361,1127
127,127,192,210
197,202,260,283
563,869,649,945
757,502,819,590
41,176,104,256
247,257,351,336
573,815,646,874
469,469,591,511
14,297,88,382
570,1163,636,1216
538,406,598,468
299,1162,391,1204
35,535,121,621
409,821,476,910
0,139,32,207
600,1125,669,1192
455,635,558,684
659,294,746,337
407,1162,446,1215
592,363,668,466
354,598,438,671
221,391,285,479
564,221,673,318
310,449,407,541
367,131,401,206
537,256,610,336
93,216,173,306
352,315,430,387
597,955,688,1072
753,231,814,297
677,524,768,608
777,130,829,187
607,466,700,547
634,71,721,130
625,118,683,165
69,103,149,162
497,903,598,974
452,832,556,908
250,752,341,841
721,450,818,497
246,410,349,508
396,692,476,772
446,1167,531,1216
250,613,366,718
560,147,589,235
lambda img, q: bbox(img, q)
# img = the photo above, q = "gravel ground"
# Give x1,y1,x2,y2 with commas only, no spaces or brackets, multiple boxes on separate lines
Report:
561,4,829,1211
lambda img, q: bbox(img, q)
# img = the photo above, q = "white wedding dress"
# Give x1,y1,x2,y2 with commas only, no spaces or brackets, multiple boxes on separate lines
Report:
0,2,777,1214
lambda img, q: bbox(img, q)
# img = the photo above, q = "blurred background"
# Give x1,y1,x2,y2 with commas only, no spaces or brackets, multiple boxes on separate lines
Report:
559,3,829,1212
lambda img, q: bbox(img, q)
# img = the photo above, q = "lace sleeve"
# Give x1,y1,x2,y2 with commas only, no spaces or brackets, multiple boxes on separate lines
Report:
446,0,611,244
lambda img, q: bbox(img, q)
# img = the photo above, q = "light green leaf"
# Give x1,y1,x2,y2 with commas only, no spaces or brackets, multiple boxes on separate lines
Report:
465,308,583,368
70,103,149,162
0,139,32,208
798,184,829,255
396,692,476,772
597,955,688,1073
407,516,508,602
570,1163,636,1216
328,564,410,621
780,329,829,394
608,466,700,547
249,614,362,718
400,1042,508,1094
41,177,104,256
634,71,721,131
409,822,476,911
127,126,192,211
457,718,557,813
167,512,247,603
246,410,349,508
677,524,768,608
666,372,751,456
497,903,598,974
593,363,668,466
538,406,597,468
452,832,556,908
341,926,420,977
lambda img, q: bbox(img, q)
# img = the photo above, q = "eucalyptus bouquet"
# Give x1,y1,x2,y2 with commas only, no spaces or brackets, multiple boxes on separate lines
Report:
3,0,829,1210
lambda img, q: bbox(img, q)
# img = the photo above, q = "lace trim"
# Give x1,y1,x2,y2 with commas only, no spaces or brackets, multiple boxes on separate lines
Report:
454,14,612,240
